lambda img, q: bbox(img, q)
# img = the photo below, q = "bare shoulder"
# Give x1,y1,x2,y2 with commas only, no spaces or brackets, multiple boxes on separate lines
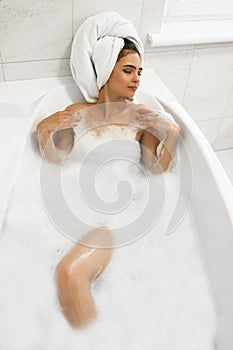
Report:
65,102,95,112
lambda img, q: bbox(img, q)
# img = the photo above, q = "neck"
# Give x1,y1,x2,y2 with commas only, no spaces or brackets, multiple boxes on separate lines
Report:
97,86,124,104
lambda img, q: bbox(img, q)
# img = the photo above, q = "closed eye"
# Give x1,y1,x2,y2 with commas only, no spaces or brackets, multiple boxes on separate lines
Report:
123,69,132,74
123,69,142,76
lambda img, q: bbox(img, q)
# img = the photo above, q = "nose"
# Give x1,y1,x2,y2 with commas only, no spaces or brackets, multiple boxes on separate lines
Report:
132,72,140,83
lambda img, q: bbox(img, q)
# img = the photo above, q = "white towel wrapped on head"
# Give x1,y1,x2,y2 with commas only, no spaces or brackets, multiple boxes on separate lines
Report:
70,11,144,103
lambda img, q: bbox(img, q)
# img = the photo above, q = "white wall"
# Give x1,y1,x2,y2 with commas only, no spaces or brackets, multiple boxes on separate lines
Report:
144,44,233,151
0,0,232,151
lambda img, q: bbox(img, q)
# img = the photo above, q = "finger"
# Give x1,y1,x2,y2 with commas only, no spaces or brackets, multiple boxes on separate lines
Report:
137,113,159,120
60,120,80,128
137,114,155,120
138,120,154,126
137,116,158,123
71,112,80,118
59,115,81,124
57,111,80,120
56,123,79,131
139,115,171,125
56,119,80,129
58,110,78,116
137,107,158,115
72,114,82,121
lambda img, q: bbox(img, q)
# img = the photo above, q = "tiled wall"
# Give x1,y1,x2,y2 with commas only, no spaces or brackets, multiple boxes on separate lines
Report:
144,43,233,151
0,0,163,80
0,0,232,150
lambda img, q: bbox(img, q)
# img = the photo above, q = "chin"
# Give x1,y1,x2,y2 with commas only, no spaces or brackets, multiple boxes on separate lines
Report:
124,97,134,102
126,92,136,99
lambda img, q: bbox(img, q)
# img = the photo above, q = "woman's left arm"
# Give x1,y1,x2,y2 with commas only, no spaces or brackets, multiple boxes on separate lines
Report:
138,108,180,173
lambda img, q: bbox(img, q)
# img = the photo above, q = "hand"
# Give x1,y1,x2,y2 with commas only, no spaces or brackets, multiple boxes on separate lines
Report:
136,106,180,135
36,109,81,164
37,110,81,135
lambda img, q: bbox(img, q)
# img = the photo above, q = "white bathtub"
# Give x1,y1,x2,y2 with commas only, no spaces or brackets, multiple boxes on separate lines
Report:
0,69,232,349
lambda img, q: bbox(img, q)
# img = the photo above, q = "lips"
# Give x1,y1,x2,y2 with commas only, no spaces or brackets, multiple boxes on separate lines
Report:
128,86,138,91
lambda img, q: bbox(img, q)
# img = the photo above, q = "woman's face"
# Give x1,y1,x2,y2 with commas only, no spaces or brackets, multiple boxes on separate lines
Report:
104,52,143,101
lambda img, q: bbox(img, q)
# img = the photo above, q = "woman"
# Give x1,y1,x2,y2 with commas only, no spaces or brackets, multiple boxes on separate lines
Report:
36,16,180,328
37,40,180,170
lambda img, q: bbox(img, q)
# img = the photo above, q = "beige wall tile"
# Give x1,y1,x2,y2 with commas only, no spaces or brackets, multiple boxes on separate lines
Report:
225,87,233,118
144,49,194,103
72,0,143,35
0,0,72,62
140,0,165,44
214,117,233,150
183,45,233,122
215,150,233,184
196,119,221,148
228,149,233,159
0,64,4,81
3,59,71,81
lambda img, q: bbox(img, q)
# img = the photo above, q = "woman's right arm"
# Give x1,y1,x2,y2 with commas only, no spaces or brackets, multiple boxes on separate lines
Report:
36,109,81,164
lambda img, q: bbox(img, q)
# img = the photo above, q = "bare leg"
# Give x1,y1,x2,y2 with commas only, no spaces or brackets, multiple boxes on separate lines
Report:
56,226,113,328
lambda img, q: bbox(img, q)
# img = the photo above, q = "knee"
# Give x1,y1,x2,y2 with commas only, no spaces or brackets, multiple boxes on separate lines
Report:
56,258,71,286
55,227,113,327
56,254,87,289
57,226,113,278
56,262,94,327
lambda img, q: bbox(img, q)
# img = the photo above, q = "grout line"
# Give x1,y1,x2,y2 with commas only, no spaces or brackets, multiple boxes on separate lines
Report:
196,115,233,123
227,150,233,161
1,64,6,82
145,46,195,53
181,46,195,105
0,48,5,81
71,0,74,39
194,42,233,50
215,150,233,182
138,0,144,39
215,148,233,153
212,118,222,150
2,57,70,65
223,85,233,117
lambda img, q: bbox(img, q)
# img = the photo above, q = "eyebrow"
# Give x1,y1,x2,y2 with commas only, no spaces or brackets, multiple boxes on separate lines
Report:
122,65,143,71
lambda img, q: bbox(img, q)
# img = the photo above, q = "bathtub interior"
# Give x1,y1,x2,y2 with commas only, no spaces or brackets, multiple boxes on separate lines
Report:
0,103,32,170
0,102,35,227
157,98,233,314
1,69,232,349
